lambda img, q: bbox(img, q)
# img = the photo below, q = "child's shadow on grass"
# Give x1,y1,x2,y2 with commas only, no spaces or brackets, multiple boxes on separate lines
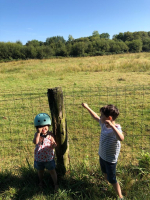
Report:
0,167,56,200
0,166,115,200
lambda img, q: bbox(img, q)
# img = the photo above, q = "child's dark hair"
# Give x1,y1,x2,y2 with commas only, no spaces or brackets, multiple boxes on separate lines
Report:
100,104,119,120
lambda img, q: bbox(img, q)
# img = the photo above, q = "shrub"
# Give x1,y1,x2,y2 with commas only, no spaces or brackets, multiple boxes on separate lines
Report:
138,151,150,171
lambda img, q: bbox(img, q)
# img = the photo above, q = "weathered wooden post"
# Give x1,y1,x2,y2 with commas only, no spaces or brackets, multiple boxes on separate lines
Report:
47,87,69,175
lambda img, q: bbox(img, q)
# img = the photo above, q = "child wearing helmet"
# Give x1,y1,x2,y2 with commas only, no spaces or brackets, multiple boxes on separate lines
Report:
33,113,58,191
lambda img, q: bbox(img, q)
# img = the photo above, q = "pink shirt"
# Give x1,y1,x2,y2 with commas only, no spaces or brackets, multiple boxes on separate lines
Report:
34,135,55,162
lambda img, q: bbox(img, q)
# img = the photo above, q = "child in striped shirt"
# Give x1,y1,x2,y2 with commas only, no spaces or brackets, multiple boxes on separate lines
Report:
82,103,124,200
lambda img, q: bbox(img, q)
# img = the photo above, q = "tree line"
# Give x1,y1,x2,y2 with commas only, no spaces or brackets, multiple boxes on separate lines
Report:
0,31,150,61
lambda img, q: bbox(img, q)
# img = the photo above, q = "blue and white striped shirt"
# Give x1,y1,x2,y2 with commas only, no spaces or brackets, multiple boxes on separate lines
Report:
98,120,122,163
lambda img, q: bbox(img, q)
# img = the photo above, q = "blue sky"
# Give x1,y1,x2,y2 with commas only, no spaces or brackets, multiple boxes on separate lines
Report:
0,0,150,44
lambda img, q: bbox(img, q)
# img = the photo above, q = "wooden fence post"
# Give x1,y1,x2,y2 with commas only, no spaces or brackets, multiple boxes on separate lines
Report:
47,87,69,175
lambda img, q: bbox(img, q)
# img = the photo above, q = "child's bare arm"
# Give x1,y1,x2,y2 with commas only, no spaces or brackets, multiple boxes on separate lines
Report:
82,103,100,122
33,127,43,144
105,120,124,141
51,137,57,149
48,132,57,149
33,132,41,144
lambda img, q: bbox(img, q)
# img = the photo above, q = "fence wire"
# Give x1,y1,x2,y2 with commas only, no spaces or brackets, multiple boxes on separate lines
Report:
0,86,150,172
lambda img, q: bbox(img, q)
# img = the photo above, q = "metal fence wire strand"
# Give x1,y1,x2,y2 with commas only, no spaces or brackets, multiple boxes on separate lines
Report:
0,86,150,172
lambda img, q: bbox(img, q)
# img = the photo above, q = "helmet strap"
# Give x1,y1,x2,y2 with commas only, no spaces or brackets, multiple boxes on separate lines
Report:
40,133,48,138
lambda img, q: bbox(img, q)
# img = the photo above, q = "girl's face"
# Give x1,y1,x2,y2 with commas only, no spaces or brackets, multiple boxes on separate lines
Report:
41,125,49,134
37,125,49,135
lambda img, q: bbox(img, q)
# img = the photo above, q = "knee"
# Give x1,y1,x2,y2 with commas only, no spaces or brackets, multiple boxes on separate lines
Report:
107,174,117,184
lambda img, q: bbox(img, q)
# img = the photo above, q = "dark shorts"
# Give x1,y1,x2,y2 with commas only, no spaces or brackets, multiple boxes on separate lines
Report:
99,157,117,184
34,160,55,171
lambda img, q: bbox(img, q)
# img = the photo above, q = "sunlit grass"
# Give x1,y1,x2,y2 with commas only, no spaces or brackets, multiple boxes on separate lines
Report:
0,161,149,199
0,53,150,199
0,53,150,91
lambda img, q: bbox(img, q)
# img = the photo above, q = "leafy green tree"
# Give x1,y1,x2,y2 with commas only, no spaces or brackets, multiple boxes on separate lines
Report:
25,45,37,59
85,42,94,55
36,46,55,59
109,40,121,53
118,41,129,52
12,43,26,59
108,40,128,53
133,32,143,40
124,31,134,41
25,40,43,47
45,36,66,46
0,42,9,60
0,42,26,60
65,42,72,56
100,33,110,39
36,46,44,59
112,32,124,41
45,36,66,56
126,39,142,52
16,40,23,45
56,43,68,56
20,46,27,59
98,39,110,52
113,31,135,42
1,30,150,61
142,38,150,51
138,31,149,39
92,30,99,37
68,35,74,42
71,42,86,56
56,47,68,56
43,46,55,58
73,37,89,43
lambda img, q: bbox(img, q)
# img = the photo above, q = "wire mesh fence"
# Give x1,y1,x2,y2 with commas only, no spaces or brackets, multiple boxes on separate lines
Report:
0,89,50,171
64,86,150,167
0,86,150,172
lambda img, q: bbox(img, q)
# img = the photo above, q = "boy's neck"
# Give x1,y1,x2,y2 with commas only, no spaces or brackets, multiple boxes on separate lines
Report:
112,120,116,125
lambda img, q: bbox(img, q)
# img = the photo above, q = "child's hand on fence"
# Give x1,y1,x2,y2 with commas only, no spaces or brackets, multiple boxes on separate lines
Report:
51,137,57,149
51,140,57,149
51,142,57,149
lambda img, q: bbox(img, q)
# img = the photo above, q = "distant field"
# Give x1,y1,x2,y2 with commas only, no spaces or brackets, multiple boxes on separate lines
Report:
0,52,150,91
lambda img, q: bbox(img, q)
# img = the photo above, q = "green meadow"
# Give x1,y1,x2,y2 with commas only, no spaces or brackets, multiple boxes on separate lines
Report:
1,52,150,90
0,53,150,199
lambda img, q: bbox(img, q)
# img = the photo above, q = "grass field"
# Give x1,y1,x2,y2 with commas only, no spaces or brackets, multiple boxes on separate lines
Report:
0,52,150,90
0,53,150,199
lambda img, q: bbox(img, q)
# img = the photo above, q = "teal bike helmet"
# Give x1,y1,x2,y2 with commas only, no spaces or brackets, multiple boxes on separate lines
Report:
34,113,51,127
